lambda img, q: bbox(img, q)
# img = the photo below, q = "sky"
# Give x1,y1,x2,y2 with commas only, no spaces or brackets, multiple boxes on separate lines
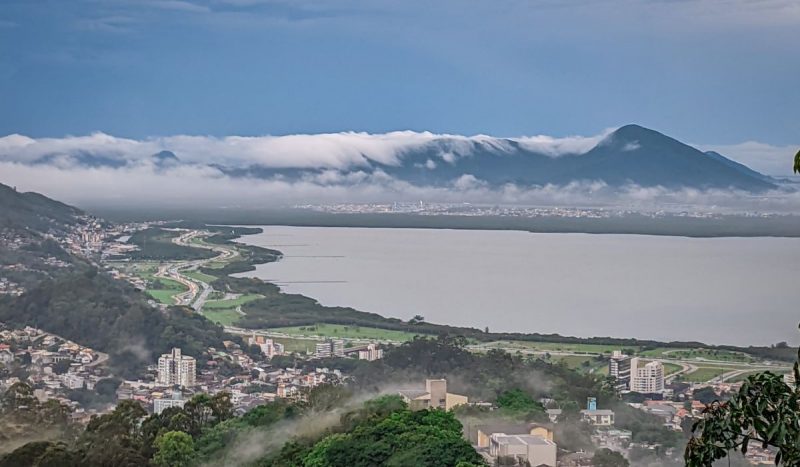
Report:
1,0,799,148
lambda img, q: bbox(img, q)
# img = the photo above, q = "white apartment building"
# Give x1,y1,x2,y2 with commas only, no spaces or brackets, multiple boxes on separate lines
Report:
630,358,665,393
609,350,631,391
157,348,197,388
357,343,384,361
154,395,186,414
61,373,85,390
248,334,285,358
315,339,345,358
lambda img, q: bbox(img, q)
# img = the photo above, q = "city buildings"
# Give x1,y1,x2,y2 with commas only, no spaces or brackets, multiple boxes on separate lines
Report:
157,348,197,388
630,358,665,394
247,334,284,358
609,350,632,391
398,378,468,411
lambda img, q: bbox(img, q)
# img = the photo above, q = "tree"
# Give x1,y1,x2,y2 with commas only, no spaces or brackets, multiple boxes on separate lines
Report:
685,324,800,466
794,149,800,174
496,388,545,417
153,431,195,467
408,314,426,325
592,448,629,467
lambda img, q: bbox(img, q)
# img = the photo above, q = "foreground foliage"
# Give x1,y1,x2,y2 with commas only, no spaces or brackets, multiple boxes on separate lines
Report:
686,327,800,466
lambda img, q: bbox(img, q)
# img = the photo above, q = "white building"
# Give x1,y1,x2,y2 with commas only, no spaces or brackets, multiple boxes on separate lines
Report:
154,392,186,414
157,348,197,388
357,344,383,361
0,349,13,364
580,409,615,426
609,350,632,391
489,433,557,466
315,340,345,358
248,334,284,358
630,358,665,393
61,373,85,390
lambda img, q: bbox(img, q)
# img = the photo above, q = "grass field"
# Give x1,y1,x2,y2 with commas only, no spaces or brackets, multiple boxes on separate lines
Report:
184,270,218,283
269,323,421,342
683,367,727,383
145,277,188,305
640,347,753,362
662,362,682,375
204,294,263,309
272,337,319,354
201,309,242,326
485,340,623,354
726,371,764,383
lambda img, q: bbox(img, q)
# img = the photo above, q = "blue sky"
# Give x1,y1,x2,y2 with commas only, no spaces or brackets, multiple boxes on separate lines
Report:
1,0,799,146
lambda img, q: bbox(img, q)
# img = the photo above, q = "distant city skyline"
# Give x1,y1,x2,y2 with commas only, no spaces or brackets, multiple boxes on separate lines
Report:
1,0,798,147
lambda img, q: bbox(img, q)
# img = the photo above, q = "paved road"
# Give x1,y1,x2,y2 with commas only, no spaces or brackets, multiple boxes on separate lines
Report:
153,229,240,310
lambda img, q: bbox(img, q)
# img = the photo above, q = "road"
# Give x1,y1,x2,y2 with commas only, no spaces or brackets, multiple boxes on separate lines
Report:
151,229,239,310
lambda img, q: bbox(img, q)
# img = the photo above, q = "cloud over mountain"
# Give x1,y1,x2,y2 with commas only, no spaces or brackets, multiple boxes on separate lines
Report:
0,125,797,211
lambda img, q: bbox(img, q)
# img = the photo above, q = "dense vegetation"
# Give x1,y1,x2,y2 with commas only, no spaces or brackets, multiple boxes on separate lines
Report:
0,268,232,377
686,330,800,466
0,382,483,466
127,228,216,261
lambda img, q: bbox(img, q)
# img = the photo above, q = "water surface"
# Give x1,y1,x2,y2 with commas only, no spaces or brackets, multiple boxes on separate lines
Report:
236,226,800,346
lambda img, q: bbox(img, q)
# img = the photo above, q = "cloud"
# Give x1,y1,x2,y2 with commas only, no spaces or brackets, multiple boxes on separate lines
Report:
1,129,799,213
0,129,609,170
2,158,800,213
150,1,212,13
697,141,799,176
514,129,614,157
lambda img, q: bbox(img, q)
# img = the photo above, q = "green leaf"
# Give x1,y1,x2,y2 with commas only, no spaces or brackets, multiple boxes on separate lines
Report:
795,149,800,174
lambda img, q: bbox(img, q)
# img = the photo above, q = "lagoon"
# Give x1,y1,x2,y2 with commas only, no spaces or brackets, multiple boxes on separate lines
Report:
235,226,800,346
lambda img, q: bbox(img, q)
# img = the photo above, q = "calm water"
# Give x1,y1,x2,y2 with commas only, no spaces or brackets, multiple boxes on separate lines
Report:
235,226,800,346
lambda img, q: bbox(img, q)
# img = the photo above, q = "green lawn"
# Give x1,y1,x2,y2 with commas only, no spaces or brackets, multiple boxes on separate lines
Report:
184,270,218,283
683,367,727,383
726,370,764,383
662,362,682,375
640,347,754,363
201,309,242,326
272,337,319,354
204,294,263,310
269,323,421,342
145,276,188,305
147,288,181,304
482,340,623,354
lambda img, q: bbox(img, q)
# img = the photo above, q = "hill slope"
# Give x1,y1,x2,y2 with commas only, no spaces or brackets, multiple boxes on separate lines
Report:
375,124,776,191
0,182,83,233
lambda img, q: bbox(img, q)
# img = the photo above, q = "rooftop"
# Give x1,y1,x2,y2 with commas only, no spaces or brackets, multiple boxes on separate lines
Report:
492,434,555,446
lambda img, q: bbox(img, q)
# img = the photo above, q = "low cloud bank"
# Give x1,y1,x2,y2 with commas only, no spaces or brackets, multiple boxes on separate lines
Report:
2,160,800,213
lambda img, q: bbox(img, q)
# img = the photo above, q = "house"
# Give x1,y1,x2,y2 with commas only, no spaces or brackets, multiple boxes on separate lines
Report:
0,349,13,364
489,433,557,467
545,408,562,423
471,423,554,449
580,409,615,426
398,379,468,411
